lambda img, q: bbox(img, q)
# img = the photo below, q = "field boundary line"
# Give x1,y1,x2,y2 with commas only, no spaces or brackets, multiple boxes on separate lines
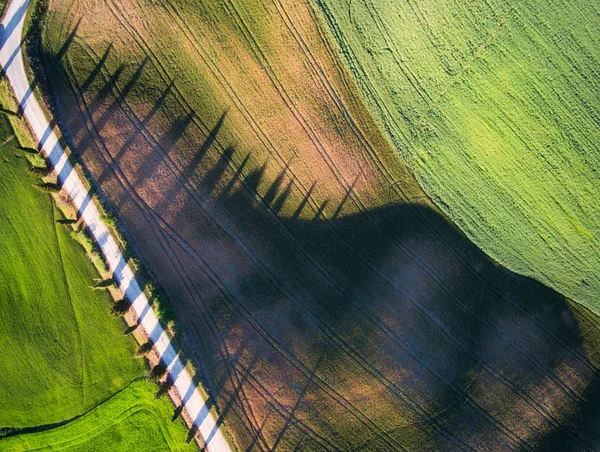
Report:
49,203,86,411
0,376,144,440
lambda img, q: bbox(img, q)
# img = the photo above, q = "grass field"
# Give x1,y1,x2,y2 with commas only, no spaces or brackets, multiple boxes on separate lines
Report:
313,0,600,313
0,112,142,428
0,380,194,452
0,81,191,447
38,0,600,449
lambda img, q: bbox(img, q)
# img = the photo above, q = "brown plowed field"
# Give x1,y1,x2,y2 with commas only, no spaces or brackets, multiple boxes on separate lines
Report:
38,0,600,449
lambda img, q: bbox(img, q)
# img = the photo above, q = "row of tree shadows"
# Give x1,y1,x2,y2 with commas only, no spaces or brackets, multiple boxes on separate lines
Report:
32,18,600,451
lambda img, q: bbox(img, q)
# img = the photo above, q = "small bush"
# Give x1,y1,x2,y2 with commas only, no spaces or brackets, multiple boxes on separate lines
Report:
166,320,177,336
155,379,174,399
148,363,168,382
186,362,197,375
109,299,130,317
69,228,83,239
100,213,118,227
134,341,153,358
145,282,156,296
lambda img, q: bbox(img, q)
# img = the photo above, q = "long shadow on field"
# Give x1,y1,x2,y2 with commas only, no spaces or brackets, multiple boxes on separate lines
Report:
126,132,600,450
39,28,600,452
195,180,600,451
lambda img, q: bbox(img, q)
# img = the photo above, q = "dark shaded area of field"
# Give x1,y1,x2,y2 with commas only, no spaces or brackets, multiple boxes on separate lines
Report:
38,16,600,452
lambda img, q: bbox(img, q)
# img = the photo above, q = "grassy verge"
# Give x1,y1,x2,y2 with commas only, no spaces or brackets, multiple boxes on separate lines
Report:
0,379,194,451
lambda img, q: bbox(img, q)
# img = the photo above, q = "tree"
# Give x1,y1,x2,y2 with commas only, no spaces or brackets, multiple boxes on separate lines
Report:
148,363,167,382
155,379,174,399
109,299,130,317
172,405,184,422
134,341,153,358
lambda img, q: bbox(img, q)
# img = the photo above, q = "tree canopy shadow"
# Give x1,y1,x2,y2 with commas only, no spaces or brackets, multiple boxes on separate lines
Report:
125,135,600,450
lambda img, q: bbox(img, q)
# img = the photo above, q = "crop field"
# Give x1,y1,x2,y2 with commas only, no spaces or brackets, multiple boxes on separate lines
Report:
0,86,189,447
0,112,141,428
1,380,194,451
38,0,600,450
313,0,600,313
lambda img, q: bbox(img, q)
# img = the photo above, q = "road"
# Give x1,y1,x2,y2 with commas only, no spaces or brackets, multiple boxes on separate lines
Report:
0,1,231,450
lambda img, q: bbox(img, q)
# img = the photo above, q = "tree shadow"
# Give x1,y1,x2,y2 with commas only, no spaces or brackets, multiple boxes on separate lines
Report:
79,43,112,94
54,18,81,61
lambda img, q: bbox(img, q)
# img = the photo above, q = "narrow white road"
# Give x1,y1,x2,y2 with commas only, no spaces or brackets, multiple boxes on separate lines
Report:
0,1,231,450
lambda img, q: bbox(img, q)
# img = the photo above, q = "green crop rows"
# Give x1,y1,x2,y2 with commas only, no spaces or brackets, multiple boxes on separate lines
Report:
314,0,600,312
0,380,193,451
0,113,138,427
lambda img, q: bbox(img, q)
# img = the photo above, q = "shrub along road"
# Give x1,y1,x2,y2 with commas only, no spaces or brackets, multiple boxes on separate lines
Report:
0,0,231,450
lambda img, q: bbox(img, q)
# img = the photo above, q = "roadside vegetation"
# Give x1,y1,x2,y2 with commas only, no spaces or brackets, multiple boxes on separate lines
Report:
0,57,191,452
37,0,600,450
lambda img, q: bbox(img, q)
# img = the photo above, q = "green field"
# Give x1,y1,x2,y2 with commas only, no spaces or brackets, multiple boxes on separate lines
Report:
314,0,600,312
0,113,140,427
0,98,190,447
0,380,194,452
